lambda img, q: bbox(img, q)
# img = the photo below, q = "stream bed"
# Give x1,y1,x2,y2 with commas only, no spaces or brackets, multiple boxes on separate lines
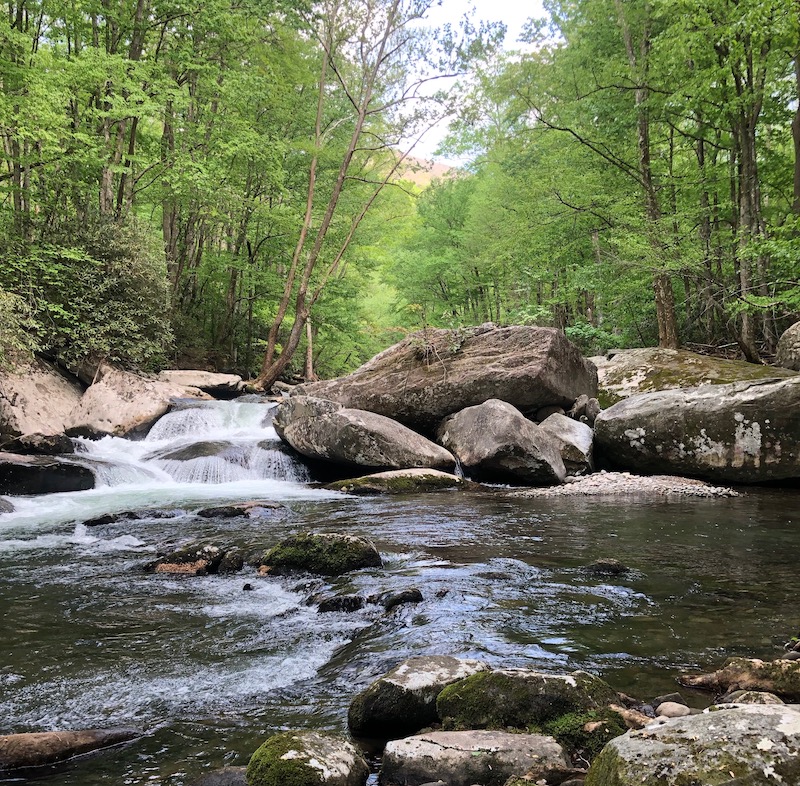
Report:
0,401,798,784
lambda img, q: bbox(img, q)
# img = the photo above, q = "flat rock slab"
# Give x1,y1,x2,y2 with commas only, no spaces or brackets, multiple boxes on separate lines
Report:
0,728,139,772
348,655,490,739
158,370,245,396
326,469,464,495
585,704,800,786
296,325,597,434
381,730,568,786
0,453,94,495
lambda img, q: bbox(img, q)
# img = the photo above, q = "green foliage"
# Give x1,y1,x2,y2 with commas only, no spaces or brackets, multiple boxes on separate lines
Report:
540,709,627,763
0,289,42,369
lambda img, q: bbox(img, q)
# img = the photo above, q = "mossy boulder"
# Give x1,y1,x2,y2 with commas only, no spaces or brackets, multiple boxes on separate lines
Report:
679,657,800,701
246,730,368,786
261,532,382,576
594,347,797,408
348,655,490,739
540,708,628,762
584,704,800,786
326,468,464,495
146,543,227,575
437,669,619,730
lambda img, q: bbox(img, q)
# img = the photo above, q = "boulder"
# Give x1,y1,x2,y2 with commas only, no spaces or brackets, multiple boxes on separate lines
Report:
678,657,800,701
274,397,455,472
157,370,245,397
593,347,796,407
437,399,566,485
0,358,84,443
3,433,75,455
436,669,619,730
0,453,94,495
584,704,800,786
65,365,210,437
0,497,13,513
538,413,594,475
593,377,800,483
146,543,227,575
718,690,784,705
294,325,598,435
0,728,139,772
246,730,368,786
776,322,800,371
261,532,382,576
348,655,490,739
326,468,464,495
189,767,247,786
380,730,569,786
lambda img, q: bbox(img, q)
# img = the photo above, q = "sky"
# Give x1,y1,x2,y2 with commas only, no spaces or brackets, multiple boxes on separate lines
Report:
411,0,548,161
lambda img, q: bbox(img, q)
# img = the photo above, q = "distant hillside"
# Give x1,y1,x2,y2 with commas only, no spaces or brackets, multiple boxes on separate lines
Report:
394,154,456,188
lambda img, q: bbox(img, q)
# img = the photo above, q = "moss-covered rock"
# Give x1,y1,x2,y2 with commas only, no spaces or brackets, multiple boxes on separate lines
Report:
679,657,800,701
584,704,800,786
348,655,490,739
541,708,627,762
437,669,619,731
261,532,381,576
146,542,226,575
246,730,368,786
326,468,464,495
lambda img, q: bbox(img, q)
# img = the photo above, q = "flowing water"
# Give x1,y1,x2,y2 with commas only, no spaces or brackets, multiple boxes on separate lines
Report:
0,400,798,784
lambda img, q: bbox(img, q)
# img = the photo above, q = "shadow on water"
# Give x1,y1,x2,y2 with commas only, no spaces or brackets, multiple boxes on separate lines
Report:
0,402,797,784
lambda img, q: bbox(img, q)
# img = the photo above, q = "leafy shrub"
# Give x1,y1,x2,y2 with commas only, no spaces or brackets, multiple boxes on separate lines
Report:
0,289,42,369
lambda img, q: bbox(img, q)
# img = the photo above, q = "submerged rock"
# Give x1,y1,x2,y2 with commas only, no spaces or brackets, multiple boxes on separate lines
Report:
146,543,227,575
584,704,800,786
594,377,800,483
437,399,566,486
261,533,382,576
294,325,598,435
348,655,490,739
274,396,456,472
436,669,619,730
189,767,247,786
678,657,800,701
326,468,464,495
380,730,569,786
246,730,368,786
0,728,139,772
0,453,94,495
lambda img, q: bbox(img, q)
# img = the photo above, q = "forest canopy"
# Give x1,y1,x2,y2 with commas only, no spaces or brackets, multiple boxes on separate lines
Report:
1,0,798,378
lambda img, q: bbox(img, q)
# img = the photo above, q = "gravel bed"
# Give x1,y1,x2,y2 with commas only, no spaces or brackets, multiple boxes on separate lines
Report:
513,470,739,498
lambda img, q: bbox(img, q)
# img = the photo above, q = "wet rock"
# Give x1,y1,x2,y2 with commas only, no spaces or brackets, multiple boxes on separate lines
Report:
348,655,490,739
326,469,464,495
274,396,456,472
538,413,594,476
593,347,797,407
0,358,84,443
65,364,210,438
594,377,800,484
261,533,382,576
295,325,598,435
369,587,424,612
717,690,785,705
189,767,247,786
584,704,800,786
3,433,75,455
678,657,800,701
197,500,287,519
437,669,619,730
316,595,366,613
437,399,566,486
0,728,139,772
157,370,245,398
147,543,226,575
217,548,245,574
381,730,569,786
0,453,94,495
583,558,630,576
83,511,140,527
0,497,14,513
776,321,800,371
246,730,368,786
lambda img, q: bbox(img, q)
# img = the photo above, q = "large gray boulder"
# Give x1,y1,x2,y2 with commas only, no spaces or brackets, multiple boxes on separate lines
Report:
585,704,800,786
0,728,139,772
157,370,245,397
65,365,210,437
0,453,94,495
381,730,569,786
274,396,455,472
594,377,800,483
593,347,796,407
247,730,368,786
0,359,84,443
348,655,490,739
437,399,566,485
295,325,597,434
538,412,594,475
777,322,800,371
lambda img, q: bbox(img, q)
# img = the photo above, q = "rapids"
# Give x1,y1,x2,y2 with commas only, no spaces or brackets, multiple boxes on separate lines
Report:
0,399,798,784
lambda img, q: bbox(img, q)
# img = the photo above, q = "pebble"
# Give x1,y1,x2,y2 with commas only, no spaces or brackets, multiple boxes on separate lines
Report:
514,471,739,498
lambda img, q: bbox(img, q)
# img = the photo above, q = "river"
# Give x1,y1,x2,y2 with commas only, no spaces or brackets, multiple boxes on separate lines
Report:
0,400,797,784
